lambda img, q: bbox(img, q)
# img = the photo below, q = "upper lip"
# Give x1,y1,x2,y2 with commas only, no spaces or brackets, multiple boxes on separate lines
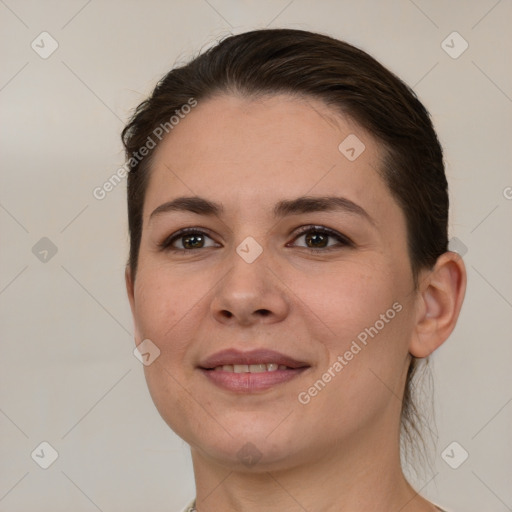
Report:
198,348,310,369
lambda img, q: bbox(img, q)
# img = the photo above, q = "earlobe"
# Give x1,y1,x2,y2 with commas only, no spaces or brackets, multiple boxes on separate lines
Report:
409,251,467,358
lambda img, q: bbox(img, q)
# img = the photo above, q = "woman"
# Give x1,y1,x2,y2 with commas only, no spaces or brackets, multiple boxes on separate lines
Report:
122,28,466,512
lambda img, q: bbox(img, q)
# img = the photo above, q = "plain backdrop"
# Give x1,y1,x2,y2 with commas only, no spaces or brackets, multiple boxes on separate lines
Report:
1,1,511,511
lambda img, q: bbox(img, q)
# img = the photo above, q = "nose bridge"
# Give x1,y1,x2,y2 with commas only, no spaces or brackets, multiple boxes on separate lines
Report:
223,238,272,305
210,236,289,324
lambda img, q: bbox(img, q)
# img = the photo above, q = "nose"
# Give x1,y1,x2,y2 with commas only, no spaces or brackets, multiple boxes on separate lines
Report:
210,249,290,327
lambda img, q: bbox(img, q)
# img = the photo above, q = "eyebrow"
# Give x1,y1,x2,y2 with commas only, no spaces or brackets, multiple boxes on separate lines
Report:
149,195,375,226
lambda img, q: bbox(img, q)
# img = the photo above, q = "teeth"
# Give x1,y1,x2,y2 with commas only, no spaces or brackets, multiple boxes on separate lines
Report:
213,363,286,373
249,364,267,373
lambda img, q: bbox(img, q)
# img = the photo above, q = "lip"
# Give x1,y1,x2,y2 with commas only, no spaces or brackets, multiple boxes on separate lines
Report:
198,348,311,393
200,367,309,392
198,348,309,369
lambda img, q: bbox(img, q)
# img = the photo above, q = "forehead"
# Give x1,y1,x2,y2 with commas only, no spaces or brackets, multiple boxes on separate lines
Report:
144,93,397,226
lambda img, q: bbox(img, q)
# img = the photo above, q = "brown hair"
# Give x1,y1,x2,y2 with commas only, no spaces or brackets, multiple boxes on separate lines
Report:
121,28,447,469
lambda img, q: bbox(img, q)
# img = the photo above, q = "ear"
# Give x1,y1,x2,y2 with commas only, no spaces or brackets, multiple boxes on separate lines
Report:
409,251,467,358
125,266,141,344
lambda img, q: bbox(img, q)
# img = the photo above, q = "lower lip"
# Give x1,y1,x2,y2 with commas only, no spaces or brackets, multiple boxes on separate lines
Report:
199,367,309,392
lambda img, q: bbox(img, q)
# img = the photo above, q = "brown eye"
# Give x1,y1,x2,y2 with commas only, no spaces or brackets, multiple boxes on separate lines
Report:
290,226,353,251
159,229,218,252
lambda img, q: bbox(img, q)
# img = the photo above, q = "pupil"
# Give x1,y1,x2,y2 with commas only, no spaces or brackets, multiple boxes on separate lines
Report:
184,234,203,249
306,232,327,248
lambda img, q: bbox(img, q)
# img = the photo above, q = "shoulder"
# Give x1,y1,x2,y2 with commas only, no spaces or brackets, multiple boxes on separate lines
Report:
177,498,196,512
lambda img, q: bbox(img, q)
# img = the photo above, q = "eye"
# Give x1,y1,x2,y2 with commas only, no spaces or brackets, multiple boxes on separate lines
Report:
159,225,353,254
289,225,353,252
159,228,219,252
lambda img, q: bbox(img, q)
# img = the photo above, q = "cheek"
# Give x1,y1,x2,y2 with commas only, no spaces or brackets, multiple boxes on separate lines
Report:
132,268,192,354
133,269,202,437
300,261,396,340
298,264,410,405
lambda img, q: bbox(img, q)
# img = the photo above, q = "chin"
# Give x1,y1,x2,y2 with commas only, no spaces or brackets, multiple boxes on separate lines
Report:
192,439,303,473
183,421,310,473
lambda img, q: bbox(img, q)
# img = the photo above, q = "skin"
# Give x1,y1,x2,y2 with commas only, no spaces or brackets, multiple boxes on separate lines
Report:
125,93,466,511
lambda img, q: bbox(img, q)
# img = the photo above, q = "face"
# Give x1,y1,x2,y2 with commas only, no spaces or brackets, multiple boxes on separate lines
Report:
126,93,421,471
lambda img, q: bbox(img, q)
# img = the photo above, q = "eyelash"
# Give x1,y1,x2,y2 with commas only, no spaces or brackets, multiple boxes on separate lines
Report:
158,225,353,254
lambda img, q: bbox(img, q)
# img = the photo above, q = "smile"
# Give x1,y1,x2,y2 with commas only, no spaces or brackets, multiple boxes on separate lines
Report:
198,348,311,392
212,363,289,373
200,366,309,392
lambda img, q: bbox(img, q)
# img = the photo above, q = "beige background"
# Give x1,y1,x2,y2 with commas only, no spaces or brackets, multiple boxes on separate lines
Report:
1,1,511,511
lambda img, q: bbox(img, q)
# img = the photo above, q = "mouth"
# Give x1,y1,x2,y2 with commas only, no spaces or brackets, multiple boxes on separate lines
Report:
198,348,311,392
209,363,293,373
